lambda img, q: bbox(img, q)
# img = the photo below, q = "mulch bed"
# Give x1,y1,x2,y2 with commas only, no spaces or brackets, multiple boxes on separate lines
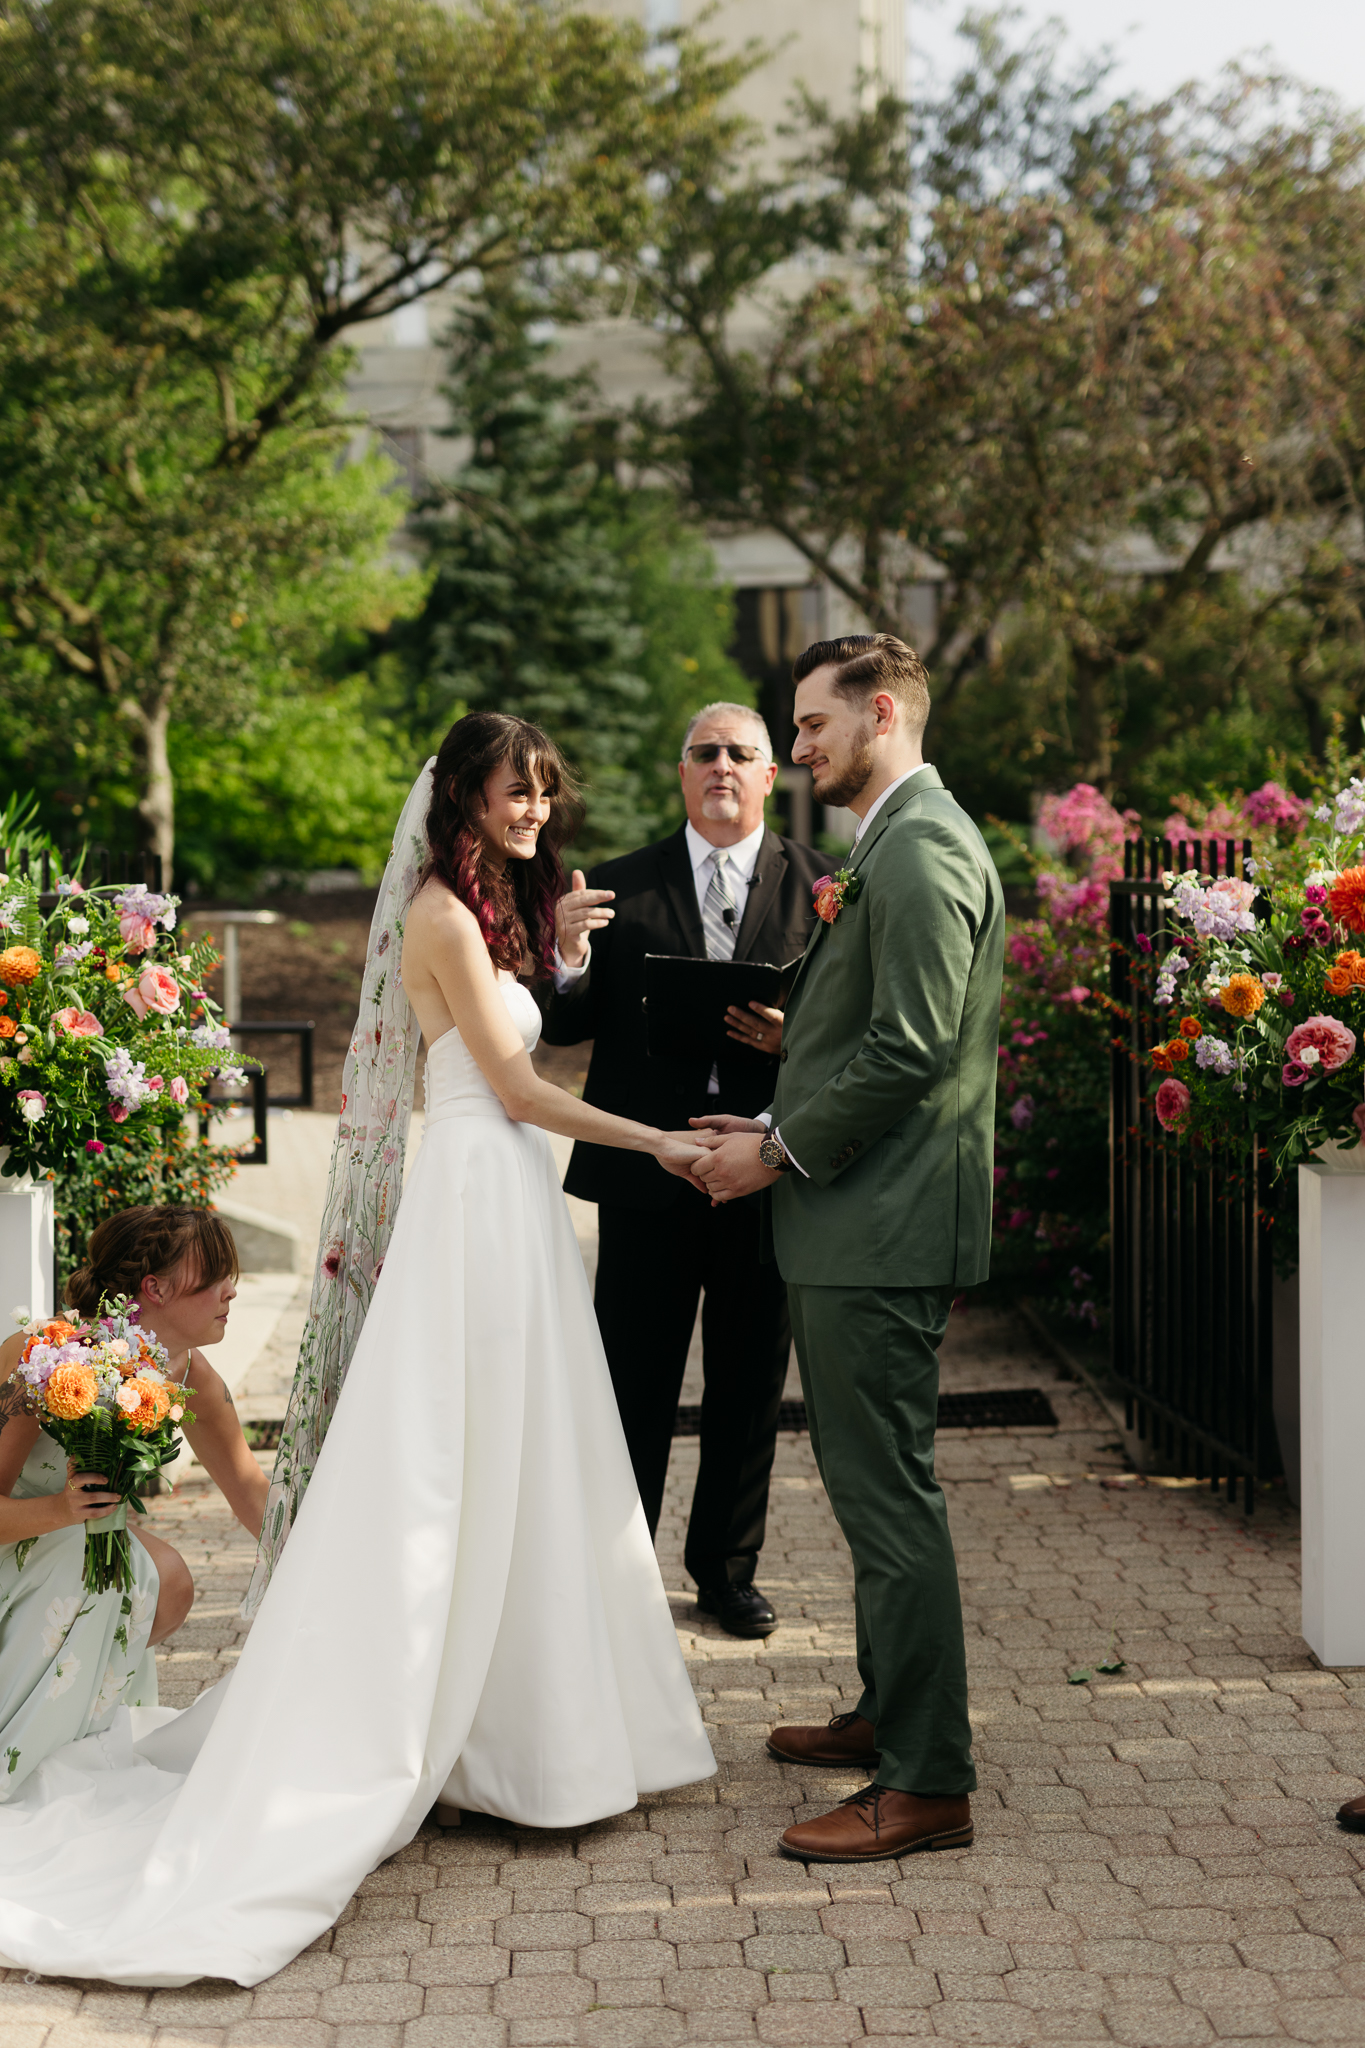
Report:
188,887,590,1114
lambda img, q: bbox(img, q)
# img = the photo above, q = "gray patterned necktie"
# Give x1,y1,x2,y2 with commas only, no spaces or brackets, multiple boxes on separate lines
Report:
701,849,738,961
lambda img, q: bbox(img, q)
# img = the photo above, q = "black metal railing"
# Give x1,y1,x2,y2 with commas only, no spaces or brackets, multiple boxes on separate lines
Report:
1109,835,1276,1512
9,844,166,900
229,1020,315,1109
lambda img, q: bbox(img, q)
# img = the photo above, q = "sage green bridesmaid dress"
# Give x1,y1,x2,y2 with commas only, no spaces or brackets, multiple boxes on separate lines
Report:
0,1427,159,1798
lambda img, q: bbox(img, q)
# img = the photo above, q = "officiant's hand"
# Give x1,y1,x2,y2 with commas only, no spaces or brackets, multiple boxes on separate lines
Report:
691,1133,780,1204
555,870,615,970
724,1002,783,1055
688,1114,767,1136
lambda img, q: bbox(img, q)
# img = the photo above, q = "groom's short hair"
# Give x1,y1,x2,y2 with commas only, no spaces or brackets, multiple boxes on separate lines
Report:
793,634,930,738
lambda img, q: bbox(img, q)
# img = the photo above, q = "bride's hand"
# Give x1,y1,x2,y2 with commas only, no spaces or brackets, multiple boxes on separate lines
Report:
555,870,615,970
654,1133,710,1184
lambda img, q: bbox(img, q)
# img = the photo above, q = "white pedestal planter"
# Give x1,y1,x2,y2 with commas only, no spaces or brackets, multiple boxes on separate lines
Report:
1299,1162,1365,1667
0,1171,54,1324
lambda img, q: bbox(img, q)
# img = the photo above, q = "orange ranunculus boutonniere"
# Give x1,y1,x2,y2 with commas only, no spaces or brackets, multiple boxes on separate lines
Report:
813,868,864,925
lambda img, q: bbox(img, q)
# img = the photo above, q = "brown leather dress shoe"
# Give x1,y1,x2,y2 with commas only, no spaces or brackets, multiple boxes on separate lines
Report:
767,1711,880,1768
780,1784,973,1862
1337,1794,1365,1833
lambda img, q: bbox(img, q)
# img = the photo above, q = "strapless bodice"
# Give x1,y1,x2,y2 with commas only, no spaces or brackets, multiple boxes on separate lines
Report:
423,979,542,1123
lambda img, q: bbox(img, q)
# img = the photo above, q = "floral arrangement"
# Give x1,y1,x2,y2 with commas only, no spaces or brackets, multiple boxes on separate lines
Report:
0,870,248,1177
12,1297,195,1593
812,867,863,924
1140,776,1365,1177
991,787,1118,1327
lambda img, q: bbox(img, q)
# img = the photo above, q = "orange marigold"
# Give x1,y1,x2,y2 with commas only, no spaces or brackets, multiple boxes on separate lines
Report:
1329,866,1365,935
0,946,41,988
45,1363,98,1420
1325,966,1354,996
1179,1016,1203,1039
1220,973,1266,1018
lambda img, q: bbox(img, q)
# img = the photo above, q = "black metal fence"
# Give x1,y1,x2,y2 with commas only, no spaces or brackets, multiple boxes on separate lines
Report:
1109,835,1277,1511
8,844,165,898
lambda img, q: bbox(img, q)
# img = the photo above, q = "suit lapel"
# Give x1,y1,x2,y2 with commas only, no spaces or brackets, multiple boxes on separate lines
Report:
782,768,944,1011
657,829,707,956
733,828,787,959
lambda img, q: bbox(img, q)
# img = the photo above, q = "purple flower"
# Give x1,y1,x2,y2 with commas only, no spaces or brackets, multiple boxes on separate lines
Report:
1304,883,1328,905
1134,932,1152,954
1282,1060,1309,1087
1010,1094,1036,1131
1195,1037,1235,1075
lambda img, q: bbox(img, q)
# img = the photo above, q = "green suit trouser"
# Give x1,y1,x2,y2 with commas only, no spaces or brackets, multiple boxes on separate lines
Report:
787,1281,975,1796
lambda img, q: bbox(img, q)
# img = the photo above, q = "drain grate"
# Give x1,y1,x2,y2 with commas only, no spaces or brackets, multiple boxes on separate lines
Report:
673,1387,1058,1437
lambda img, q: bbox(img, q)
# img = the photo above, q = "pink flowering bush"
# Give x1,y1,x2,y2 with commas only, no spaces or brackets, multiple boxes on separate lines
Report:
991,792,1115,1326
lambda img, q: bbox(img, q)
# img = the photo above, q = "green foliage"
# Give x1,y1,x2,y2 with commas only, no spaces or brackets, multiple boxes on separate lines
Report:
0,0,741,874
170,676,417,895
631,13,1365,829
380,292,750,859
54,1124,236,1302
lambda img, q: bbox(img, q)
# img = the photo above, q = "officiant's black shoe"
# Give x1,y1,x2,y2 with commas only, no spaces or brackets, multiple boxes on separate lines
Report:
1337,1794,1365,1833
696,1582,778,1639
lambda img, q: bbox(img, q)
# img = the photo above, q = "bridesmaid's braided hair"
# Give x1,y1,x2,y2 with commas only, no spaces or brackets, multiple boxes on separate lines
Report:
66,1206,239,1316
421,712,582,979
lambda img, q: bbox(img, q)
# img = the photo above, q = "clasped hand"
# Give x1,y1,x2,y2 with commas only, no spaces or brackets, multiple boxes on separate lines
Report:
657,1115,779,1204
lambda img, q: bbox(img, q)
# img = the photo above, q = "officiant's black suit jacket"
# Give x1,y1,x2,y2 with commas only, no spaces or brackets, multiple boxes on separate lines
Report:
539,824,826,1213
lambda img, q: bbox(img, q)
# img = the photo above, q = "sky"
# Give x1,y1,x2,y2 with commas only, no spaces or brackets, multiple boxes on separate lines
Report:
909,1,1365,119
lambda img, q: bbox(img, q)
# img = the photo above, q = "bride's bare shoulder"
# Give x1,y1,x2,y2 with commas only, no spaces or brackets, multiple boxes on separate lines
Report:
405,881,484,958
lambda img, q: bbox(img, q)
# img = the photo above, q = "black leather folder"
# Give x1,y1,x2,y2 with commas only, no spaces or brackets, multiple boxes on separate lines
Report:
643,954,783,1063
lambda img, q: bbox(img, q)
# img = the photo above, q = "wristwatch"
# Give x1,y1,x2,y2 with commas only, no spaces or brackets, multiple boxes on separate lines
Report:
758,1131,797,1174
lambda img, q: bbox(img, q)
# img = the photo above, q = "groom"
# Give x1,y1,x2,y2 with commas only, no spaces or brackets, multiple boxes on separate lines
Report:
688,633,1004,1862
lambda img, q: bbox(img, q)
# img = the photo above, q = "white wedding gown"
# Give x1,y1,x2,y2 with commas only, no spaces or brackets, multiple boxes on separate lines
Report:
0,981,715,1986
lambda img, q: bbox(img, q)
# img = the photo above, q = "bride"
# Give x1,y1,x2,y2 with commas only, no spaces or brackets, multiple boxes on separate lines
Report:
0,712,716,1987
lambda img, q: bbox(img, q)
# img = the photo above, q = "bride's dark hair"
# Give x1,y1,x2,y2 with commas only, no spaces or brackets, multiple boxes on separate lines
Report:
421,712,583,978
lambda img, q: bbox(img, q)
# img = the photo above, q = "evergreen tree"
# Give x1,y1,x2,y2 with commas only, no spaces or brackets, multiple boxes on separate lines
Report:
385,293,750,859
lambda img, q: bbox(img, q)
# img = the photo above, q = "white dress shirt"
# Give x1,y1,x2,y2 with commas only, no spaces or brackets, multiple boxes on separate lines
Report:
553,819,767,992
853,768,921,844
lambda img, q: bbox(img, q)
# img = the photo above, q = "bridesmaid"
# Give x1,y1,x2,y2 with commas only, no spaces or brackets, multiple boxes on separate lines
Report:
0,1206,267,1796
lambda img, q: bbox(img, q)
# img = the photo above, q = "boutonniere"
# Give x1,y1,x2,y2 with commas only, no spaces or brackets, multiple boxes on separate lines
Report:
813,867,864,924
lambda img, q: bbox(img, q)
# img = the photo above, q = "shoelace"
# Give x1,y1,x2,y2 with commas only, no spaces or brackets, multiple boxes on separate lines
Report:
827,1711,863,1734
837,1782,886,1837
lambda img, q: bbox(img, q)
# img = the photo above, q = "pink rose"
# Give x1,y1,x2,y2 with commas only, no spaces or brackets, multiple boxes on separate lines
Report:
1209,875,1257,917
118,911,159,956
51,1008,104,1037
147,1074,165,1092
168,1075,189,1105
15,1089,46,1122
1154,1078,1191,1130
122,966,181,1020
109,1104,129,1123
1285,1014,1357,1075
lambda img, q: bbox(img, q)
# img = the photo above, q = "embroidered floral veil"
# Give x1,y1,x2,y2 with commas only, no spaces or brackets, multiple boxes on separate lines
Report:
242,761,435,1616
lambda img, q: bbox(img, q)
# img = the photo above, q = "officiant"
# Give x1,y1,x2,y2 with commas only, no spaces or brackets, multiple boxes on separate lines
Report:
540,703,824,1638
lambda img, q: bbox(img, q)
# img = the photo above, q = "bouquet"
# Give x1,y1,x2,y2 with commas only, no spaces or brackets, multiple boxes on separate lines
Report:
1139,773,1365,1179
0,868,250,1177
12,1297,195,1593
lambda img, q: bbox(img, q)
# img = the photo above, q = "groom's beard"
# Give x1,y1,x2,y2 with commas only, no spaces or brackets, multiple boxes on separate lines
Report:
812,731,876,810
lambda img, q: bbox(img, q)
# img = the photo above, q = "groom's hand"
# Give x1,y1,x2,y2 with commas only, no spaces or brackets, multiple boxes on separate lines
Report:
692,1133,780,1204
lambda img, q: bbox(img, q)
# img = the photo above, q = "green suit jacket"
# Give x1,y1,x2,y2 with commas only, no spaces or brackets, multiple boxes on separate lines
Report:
766,765,1005,1289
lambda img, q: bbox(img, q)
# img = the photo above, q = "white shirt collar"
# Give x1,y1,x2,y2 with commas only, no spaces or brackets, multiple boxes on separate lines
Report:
684,818,766,883
853,770,921,845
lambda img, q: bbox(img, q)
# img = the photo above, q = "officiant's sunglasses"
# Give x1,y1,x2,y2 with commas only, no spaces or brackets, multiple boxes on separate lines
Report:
684,743,769,765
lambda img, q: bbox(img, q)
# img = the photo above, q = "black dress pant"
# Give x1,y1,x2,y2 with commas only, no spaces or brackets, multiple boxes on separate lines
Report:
594,1195,790,1591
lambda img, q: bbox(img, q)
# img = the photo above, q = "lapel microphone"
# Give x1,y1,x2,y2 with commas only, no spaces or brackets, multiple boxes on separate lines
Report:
722,907,735,926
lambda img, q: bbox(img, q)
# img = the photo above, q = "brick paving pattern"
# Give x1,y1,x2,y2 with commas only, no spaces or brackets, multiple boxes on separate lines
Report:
4,1307,1364,2047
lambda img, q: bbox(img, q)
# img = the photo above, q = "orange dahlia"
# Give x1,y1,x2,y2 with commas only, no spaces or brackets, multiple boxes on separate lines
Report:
1151,1044,1175,1072
45,1364,98,1420
1166,1038,1190,1063
1336,950,1365,986
1220,974,1265,1018
123,1377,172,1432
1178,1016,1203,1039
0,946,41,988
1325,966,1353,996
1328,867,1365,935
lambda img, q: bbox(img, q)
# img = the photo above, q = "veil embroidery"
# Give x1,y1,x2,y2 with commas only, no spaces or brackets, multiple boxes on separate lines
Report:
242,760,435,1617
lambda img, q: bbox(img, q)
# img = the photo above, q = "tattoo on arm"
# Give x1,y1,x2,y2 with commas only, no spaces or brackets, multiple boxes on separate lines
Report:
0,1380,28,1441
224,1383,235,1404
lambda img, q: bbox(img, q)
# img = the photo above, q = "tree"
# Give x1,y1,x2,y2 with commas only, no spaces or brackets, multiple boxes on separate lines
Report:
0,0,747,870
628,16,1365,818
379,292,751,859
